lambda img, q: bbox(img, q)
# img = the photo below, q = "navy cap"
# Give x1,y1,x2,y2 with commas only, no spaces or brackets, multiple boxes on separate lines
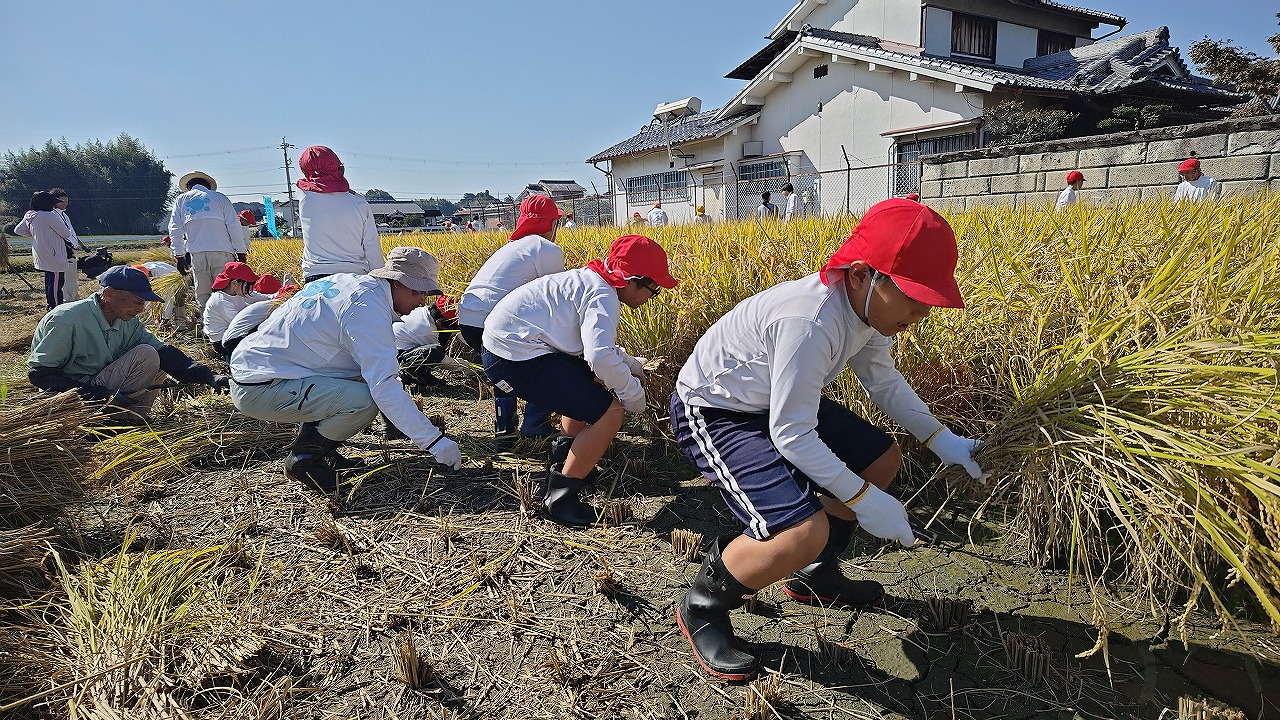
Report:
98,265,162,302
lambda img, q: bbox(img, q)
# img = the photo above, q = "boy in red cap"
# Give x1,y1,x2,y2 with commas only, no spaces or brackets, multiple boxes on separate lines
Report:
203,261,269,358
483,235,676,527
1174,158,1221,202
392,295,460,391
1056,170,1085,211
669,198,988,680
458,194,567,445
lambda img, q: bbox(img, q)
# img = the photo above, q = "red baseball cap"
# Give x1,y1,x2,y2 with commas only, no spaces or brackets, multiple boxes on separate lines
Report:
605,235,678,289
1066,170,1085,183
821,198,963,308
253,273,282,295
510,194,563,241
238,210,256,225
211,261,260,291
1178,158,1200,173
906,192,920,201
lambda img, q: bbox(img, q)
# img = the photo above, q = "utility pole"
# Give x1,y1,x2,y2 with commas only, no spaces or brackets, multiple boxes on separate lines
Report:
280,138,298,237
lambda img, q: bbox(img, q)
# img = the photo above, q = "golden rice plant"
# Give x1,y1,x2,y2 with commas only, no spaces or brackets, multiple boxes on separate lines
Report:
0,390,97,525
0,525,52,594
4,530,263,718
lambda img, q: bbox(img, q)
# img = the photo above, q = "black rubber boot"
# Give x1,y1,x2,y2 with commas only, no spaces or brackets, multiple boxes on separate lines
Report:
327,446,364,471
676,535,759,681
542,468,600,528
384,413,407,441
546,434,574,475
782,515,884,608
284,422,340,493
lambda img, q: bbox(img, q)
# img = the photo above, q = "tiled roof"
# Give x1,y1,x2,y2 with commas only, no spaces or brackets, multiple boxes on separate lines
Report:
586,107,760,163
367,201,427,216
1028,0,1125,25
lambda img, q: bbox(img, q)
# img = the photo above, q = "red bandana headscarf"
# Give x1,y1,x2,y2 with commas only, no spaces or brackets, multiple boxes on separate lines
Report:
296,146,351,193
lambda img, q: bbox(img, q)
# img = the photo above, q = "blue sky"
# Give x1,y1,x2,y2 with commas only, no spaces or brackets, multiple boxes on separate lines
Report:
2,1,1274,205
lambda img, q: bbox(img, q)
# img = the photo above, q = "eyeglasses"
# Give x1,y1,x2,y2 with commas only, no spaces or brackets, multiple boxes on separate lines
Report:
643,282,661,297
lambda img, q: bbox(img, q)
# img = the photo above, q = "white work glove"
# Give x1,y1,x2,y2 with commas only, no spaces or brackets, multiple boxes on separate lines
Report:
621,390,648,414
622,354,648,379
845,482,916,547
928,428,989,480
427,435,462,470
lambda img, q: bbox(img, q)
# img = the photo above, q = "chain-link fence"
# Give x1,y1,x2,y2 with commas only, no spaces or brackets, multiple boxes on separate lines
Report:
599,160,921,225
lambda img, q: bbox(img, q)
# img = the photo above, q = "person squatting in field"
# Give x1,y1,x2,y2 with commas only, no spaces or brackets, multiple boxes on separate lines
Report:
229,247,463,494
482,234,677,527
28,265,230,423
457,194,566,447
219,278,299,359
668,198,989,681
201,261,274,359
382,295,466,440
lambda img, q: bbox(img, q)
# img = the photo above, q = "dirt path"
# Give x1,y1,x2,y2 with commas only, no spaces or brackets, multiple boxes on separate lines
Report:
3,268,1277,720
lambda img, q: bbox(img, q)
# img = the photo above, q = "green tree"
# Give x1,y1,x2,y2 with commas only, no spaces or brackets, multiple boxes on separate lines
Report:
404,215,424,227
982,101,1078,146
415,197,457,216
364,188,395,202
1,134,171,234
1097,103,1175,132
1189,14,1280,112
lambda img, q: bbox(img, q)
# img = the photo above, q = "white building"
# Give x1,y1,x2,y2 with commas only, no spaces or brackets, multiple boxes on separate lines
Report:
588,0,1242,224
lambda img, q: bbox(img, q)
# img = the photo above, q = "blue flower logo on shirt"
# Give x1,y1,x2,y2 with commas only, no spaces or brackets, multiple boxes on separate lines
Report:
298,280,340,309
185,195,211,214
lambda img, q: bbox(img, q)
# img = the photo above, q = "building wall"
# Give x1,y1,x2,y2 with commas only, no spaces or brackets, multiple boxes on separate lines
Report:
806,0,923,48
919,115,1280,210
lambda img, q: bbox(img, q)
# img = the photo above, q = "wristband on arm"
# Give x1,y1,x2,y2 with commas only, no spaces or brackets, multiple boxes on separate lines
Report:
843,479,873,508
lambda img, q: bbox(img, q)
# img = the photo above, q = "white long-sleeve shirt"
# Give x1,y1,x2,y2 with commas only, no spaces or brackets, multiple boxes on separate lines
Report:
230,274,444,448
167,186,246,255
1174,175,1222,202
1055,187,1078,211
647,207,669,226
394,305,442,351
782,193,798,221
483,268,644,407
457,234,565,329
299,190,383,277
203,291,270,342
676,273,943,503
224,299,279,343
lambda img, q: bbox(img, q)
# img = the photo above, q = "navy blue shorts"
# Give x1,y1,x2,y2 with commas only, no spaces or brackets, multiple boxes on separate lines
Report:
484,352,614,424
669,391,894,539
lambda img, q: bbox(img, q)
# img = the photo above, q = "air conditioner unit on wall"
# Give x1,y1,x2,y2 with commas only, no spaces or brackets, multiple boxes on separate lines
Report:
743,141,764,158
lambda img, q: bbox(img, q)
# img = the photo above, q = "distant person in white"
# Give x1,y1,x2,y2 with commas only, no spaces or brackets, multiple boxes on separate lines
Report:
781,183,798,222
167,171,248,312
1173,158,1221,202
647,202,669,227
563,212,577,229
295,146,384,282
51,189,89,301
1056,171,1085,211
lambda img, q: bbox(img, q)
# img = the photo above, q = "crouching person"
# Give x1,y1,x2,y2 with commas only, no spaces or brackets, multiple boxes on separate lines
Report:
670,199,989,680
202,261,270,358
28,265,230,422
229,248,462,493
394,295,459,389
483,235,676,527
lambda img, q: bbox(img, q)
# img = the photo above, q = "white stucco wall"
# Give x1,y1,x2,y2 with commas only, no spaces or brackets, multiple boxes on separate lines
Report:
801,0,923,48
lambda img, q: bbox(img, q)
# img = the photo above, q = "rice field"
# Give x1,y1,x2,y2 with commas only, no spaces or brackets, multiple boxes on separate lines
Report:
2,195,1278,718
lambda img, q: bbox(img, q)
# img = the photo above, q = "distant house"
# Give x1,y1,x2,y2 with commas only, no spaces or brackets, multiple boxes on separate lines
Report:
588,0,1246,224
517,180,586,203
368,201,429,226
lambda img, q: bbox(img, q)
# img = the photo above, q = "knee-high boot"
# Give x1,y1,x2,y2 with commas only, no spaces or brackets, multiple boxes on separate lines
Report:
284,422,340,493
676,535,759,680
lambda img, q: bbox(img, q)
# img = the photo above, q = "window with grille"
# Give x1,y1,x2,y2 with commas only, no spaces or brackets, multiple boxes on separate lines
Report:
1037,30,1075,56
625,170,689,205
891,131,983,195
952,13,997,61
738,160,787,181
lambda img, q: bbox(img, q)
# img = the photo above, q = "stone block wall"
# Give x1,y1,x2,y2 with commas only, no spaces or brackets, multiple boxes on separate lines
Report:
920,116,1280,211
